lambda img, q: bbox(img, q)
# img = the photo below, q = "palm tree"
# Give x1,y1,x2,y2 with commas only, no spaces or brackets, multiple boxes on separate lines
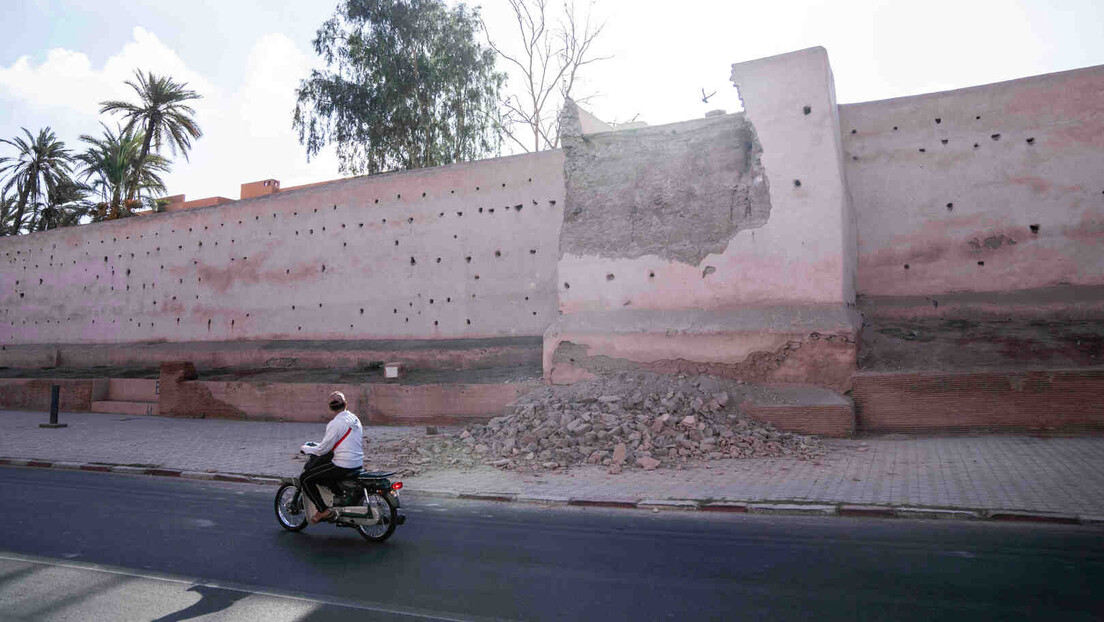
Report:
76,124,169,221
0,127,75,235
99,69,202,199
33,177,93,231
0,191,21,236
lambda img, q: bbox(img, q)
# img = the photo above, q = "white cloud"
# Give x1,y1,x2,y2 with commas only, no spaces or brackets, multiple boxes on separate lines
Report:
0,26,339,200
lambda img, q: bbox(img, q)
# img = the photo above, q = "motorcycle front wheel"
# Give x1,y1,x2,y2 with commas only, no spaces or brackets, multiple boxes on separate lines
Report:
357,492,398,542
275,483,308,532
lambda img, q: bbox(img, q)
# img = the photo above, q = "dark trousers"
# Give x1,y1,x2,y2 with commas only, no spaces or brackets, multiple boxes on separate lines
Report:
301,461,359,512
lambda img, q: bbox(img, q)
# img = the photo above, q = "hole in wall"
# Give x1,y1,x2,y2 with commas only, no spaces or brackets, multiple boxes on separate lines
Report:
494,250,501,257
903,264,910,270
893,126,898,131
977,261,985,266
1026,137,1035,144
973,143,979,149
1030,224,1040,234
918,148,926,153
410,257,416,265
935,118,942,124
465,256,472,263
606,273,615,281
793,179,802,188
991,134,1001,141
946,202,954,211
941,139,948,145
803,105,811,115
976,115,981,120
530,249,536,254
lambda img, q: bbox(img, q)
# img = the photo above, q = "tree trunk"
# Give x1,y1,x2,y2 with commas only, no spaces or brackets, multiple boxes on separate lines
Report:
130,119,155,202
10,183,30,236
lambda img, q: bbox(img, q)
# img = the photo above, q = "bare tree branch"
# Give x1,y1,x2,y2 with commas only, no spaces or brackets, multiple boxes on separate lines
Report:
485,0,609,152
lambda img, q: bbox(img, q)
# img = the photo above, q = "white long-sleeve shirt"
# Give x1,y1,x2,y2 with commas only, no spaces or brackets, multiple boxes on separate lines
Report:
303,410,364,468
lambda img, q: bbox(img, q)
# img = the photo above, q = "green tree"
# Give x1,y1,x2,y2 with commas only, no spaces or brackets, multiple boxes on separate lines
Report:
76,124,169,222
294,0,505,175
99,70,202,199
0,127,76,235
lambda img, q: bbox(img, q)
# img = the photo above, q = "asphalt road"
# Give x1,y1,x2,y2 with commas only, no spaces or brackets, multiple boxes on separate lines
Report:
0,467,1102,621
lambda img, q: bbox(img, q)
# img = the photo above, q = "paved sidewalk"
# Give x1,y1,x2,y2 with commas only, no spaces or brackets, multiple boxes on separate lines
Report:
2,409,1103,520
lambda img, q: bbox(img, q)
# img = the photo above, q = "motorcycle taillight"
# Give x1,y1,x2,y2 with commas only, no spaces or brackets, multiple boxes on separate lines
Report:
391,481,403,490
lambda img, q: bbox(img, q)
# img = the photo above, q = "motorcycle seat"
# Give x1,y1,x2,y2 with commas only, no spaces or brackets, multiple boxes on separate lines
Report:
357,470,396,479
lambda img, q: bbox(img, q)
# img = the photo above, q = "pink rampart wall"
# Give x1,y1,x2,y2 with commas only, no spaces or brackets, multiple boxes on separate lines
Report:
841,63,1104,302
0,151,564,346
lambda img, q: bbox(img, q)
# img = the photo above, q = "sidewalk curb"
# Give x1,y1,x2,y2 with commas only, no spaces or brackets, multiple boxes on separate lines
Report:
2,457,1101,526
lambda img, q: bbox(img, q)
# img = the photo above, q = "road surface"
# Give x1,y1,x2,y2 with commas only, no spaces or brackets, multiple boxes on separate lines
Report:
0,467,1101,621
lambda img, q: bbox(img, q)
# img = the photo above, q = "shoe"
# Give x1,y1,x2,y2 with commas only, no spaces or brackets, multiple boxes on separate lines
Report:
310,508,335,524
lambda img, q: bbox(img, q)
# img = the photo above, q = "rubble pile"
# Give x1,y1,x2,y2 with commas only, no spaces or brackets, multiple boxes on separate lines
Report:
365,372,824,475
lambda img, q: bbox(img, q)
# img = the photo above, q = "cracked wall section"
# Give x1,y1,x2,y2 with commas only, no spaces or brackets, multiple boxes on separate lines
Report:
560,107,770,266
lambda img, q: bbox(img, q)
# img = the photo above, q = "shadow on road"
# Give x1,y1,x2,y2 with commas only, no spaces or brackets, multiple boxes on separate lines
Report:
151,585,249,622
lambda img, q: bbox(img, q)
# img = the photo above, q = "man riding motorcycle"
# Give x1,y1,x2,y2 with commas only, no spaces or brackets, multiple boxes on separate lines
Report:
299,390,364,524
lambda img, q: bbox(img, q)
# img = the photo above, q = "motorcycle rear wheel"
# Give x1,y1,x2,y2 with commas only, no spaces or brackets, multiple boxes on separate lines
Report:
357,492,398,542
275,484,308,532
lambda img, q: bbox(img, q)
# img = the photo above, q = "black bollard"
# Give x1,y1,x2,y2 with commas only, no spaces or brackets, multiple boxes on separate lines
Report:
39,385,67,429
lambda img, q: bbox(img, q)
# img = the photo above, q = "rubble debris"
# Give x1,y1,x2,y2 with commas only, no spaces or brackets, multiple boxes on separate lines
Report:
363,371,824,475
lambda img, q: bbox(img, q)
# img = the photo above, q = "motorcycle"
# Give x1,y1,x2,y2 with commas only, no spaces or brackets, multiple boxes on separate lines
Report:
273,442,407,542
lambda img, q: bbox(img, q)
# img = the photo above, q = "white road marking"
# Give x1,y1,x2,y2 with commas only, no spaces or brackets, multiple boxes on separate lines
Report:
0,551,506,621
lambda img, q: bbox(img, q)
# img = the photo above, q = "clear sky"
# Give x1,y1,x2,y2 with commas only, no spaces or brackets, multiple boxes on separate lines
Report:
2,0,1102,200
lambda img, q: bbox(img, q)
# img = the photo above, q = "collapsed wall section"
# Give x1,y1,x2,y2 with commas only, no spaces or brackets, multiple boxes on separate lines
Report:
842,63,1104,319
545,47,860,391
0,151,564,351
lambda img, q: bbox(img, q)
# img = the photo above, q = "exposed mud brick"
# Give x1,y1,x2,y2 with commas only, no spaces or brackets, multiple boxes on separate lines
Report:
560,101,770,266
853,369,1104,433
158,361,244,419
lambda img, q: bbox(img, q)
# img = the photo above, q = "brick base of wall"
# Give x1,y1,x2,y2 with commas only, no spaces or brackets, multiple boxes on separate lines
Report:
853,368,1104,433
742,403,855,437
0,379,96,411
